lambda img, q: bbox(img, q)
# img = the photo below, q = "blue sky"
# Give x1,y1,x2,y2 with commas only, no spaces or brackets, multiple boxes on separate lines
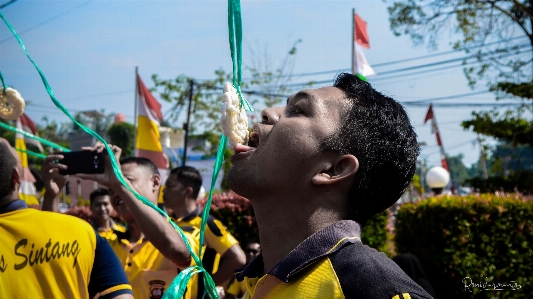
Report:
0,0,521,168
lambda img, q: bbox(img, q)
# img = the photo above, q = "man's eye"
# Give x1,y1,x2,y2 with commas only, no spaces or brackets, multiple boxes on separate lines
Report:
287,105,303,116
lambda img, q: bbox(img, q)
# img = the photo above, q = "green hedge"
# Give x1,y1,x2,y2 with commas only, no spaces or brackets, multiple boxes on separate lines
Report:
200,192,258,245
201,193,391,255
361,210,392,257
395,194,533,299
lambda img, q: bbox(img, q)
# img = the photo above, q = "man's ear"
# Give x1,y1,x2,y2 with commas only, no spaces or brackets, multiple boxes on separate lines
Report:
151,173,161,192
12,168,22,185
185,187,194,199
311,154,359,185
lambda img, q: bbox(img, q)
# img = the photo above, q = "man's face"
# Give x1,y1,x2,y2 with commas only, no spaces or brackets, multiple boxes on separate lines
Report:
244,242,261,264
163,174,187,210
90,195,113,223
226,86,349,196
111,162,158,222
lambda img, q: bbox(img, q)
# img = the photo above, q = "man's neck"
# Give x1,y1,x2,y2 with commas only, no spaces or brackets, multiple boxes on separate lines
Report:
252,193,345,274
95,218,111,230
171,199,198,219
0,194,19,208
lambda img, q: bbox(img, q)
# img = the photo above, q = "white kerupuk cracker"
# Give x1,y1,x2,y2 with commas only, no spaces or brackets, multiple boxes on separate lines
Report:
220,82,249,147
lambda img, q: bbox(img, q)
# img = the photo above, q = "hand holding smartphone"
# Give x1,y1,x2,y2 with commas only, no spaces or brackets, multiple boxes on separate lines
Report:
58,150,105,175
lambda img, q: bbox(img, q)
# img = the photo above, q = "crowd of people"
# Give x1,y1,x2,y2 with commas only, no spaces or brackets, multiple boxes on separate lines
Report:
0,73,434,298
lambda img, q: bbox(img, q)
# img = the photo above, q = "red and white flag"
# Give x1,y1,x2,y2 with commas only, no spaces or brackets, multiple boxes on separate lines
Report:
20,113,44,152
135,74,169,171
354,13,370,49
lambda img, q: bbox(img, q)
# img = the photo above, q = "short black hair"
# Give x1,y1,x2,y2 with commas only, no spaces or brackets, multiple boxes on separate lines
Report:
120,156,160,176
0,142,17,199
89,188,110,206
321,73,419,224
169,166,202,199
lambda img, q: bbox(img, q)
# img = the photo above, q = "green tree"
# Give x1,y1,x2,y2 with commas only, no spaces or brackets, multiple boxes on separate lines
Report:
38,117,70,150
107,122,135,158
387,1,533,147
447,153,470,184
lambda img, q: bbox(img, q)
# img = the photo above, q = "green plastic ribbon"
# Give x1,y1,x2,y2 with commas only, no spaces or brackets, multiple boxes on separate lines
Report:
16,148,47,159
0,11,210,299
0,70,6,94
0,121,70,151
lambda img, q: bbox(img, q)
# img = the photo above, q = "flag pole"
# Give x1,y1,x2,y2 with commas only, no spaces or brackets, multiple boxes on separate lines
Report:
133,66,139,157
428,104,455,193
352,8,356,75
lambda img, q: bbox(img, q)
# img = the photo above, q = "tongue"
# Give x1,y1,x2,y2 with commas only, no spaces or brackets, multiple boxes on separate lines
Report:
233,144,255,153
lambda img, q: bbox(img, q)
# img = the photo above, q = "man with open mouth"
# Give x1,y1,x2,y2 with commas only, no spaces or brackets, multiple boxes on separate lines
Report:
227,73,433,299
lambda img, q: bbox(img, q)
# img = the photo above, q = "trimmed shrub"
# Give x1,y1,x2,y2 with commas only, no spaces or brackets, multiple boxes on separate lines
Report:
200,192,391,255
361,210,392,257
199,192,258,245
395,194,533,299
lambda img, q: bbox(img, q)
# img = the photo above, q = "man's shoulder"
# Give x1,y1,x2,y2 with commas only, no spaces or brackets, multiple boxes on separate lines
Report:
327,242,433,299
34,209,96,233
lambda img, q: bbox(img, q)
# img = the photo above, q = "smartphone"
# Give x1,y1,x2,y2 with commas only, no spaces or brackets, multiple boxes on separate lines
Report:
58,151,105,175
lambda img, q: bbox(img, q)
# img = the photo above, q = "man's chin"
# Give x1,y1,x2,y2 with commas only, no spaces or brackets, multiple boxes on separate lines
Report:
226,167,258,198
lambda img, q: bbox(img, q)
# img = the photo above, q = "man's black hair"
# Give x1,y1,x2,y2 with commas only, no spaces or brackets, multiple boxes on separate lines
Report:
321,73,419,224
0,142,17,199
120,156,160,176
89,188,110,206
169,166,203,199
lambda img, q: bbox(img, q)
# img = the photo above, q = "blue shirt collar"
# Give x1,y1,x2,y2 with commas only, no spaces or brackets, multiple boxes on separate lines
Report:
0,199,28,214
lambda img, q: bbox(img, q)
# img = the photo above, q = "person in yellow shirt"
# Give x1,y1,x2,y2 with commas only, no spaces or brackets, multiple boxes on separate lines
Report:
77,148,201,299
88,188,126,241
0,138,133,299
226,73,433,298
163,166,246,293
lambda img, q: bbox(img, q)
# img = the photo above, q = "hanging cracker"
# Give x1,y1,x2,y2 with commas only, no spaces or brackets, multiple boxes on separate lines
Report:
0,87,25,120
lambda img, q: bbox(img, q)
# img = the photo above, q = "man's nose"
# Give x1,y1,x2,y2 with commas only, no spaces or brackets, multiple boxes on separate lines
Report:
260,106,284,125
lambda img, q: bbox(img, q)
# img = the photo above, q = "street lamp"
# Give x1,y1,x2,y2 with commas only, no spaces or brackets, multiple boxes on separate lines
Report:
425,166,450,195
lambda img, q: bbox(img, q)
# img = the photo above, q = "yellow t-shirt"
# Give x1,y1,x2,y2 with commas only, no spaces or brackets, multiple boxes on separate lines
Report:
0,204,132,299
108,225,200,299
94,220,126,241
176,205,239,274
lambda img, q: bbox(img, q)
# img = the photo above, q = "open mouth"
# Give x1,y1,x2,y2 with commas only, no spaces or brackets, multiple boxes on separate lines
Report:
232,131,259,155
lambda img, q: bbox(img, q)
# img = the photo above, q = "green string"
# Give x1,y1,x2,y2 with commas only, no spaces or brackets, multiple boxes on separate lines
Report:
0,11,211,299
0,121,70,151
16,148,47,159
0,71,6,95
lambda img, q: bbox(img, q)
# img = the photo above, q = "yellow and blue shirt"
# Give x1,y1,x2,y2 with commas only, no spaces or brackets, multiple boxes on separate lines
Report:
176,205,240,296
0,200,133,299
235,220,433,299
91,218,126,241
108,224,201,299
176,205,239,272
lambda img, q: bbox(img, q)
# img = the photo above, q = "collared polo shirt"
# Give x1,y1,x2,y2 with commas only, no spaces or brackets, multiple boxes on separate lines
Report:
176,205,239,274
107,225,200,299
235,220,433,299
91,219,126,241
0,200,133,299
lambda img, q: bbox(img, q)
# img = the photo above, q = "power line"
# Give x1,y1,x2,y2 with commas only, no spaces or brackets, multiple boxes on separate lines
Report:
237,36,529,81
0,0,93,44
0,0,17,9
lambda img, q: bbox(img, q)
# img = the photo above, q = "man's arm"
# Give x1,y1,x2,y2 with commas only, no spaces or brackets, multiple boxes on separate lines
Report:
89,234,134,299
205,216,246,285
113,183,194,268
41,154,68,212
78,144,194,268
212,244,246,285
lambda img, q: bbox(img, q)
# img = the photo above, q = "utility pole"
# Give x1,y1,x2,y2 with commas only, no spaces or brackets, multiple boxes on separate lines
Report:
478,135,489,179
182,79,194,166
